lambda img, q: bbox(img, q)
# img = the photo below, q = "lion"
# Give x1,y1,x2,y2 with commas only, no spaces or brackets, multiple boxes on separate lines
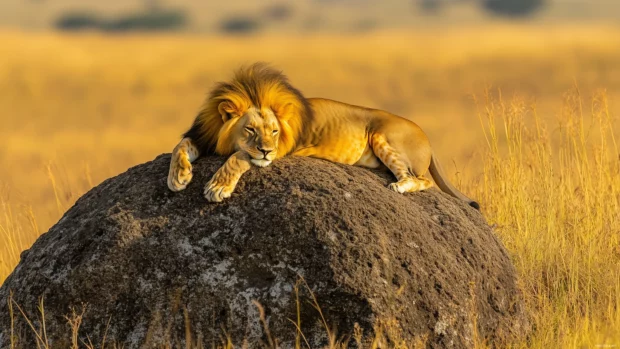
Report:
167,63,479,209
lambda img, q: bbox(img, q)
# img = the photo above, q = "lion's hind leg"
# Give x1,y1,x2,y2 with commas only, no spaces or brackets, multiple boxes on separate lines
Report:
168,137,200,192
370,133,433,194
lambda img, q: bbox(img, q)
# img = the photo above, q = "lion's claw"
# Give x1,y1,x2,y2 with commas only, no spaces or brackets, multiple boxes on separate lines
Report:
168,153,193,192
204,179,234,202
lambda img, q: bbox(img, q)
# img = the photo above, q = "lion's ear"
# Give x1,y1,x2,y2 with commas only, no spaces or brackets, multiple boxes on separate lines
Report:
273,102,296,121
218,101,241,122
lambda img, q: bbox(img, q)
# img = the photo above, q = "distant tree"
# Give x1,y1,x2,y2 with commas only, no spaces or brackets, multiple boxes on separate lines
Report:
55,9,188,32
219,16,261,34
481,0,546,17
55,12,101,31
103,9,187,32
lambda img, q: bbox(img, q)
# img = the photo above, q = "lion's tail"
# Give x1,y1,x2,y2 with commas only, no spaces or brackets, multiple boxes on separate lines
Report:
428,152,480,210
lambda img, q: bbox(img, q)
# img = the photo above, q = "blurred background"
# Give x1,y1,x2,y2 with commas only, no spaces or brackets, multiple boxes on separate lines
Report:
1,1,620,347
2,0,620,32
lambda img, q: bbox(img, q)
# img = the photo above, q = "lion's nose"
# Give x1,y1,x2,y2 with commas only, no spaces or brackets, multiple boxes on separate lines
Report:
257,147,274,156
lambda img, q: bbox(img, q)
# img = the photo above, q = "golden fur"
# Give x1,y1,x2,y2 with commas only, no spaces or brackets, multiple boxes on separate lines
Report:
181,64,308,158
168,63,479,209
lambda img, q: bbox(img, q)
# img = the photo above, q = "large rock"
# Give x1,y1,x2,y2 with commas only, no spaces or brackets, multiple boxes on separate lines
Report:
0,154,528,348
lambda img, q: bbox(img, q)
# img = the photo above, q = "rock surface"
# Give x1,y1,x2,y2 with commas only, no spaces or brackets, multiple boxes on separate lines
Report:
0,154,528,348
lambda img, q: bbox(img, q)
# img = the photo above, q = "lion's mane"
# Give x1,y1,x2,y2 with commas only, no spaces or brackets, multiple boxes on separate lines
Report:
183,63,312,157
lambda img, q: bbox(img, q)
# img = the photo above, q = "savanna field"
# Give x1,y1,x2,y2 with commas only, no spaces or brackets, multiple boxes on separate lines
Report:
0,25,619,347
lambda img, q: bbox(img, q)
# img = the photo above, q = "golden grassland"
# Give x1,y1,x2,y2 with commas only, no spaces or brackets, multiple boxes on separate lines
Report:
0,25,619,347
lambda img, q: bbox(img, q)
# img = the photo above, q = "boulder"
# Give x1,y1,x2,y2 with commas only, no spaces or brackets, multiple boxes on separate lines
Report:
0,154,528,348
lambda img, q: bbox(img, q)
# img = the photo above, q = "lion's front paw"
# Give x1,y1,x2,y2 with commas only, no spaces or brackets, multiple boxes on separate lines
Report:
203,178,235,202
168,153,193,192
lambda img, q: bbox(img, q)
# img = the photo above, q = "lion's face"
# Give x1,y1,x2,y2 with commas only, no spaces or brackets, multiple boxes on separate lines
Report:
234,107,281,167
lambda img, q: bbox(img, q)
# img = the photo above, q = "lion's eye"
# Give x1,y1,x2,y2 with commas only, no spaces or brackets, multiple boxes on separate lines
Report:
245,127,255,134
272,129,279,135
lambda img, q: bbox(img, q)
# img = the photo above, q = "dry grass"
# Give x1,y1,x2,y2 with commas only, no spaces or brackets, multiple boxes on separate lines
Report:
1,25,620,347
6,278,430,349
473,88,620,347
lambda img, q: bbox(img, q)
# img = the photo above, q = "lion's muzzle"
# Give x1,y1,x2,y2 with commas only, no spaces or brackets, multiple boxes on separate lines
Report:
250,159,272,167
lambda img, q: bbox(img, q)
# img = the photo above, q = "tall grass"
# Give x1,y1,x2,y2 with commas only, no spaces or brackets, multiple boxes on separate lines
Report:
0,200,39,282
6,279,430,349
0,165,74,282
471,89,620,347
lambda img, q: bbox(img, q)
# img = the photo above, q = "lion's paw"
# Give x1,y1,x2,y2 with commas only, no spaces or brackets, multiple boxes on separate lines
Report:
203,178,235,202
168,153,193,192
388,177,433,194
388,178,415,193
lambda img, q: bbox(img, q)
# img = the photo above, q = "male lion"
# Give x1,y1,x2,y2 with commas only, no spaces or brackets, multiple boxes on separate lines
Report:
167,63,479,209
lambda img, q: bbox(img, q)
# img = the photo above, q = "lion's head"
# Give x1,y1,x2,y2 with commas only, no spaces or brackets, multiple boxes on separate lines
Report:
183,63,311,167
224,106,281,167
